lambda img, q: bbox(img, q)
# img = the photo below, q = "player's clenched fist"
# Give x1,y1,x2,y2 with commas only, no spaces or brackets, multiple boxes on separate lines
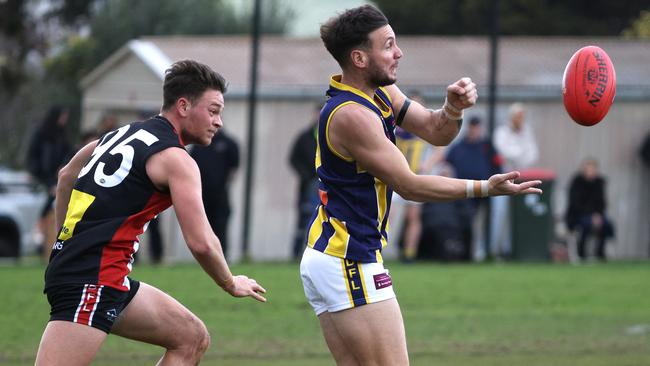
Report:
446,77,478,110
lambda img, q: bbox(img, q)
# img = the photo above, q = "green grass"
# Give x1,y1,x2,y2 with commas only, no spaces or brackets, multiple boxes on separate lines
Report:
1,260,649,365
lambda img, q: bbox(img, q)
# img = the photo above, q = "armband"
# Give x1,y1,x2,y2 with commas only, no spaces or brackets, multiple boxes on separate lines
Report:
396,98,411,126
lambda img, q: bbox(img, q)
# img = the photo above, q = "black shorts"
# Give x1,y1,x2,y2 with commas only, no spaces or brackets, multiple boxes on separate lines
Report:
46,278,140,334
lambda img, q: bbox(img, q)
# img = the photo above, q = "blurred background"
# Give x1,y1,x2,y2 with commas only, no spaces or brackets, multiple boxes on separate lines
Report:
1,0,649,264
2,1,650,365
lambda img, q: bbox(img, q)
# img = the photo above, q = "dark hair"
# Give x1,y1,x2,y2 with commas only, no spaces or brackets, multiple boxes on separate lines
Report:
320,5,389,67
162,60,227,110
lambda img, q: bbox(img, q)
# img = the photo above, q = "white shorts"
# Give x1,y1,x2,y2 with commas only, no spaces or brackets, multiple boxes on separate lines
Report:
300,246,396,315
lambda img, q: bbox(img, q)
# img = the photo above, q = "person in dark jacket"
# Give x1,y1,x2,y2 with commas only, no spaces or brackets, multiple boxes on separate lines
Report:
289,105,320,259
565,157,615,261
445,116,502,259
641,131,650,168
190,129,240,257
26,105,73,260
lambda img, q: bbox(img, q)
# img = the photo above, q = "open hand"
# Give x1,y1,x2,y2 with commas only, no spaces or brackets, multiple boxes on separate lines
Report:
225,275,267,302
488,171,543,196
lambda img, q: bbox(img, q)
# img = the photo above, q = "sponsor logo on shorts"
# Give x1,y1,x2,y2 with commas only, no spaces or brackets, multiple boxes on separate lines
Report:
105,308,118,323
373,272,392,290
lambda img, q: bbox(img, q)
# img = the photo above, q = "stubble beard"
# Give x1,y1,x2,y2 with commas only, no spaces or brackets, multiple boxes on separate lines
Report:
367,59,397,88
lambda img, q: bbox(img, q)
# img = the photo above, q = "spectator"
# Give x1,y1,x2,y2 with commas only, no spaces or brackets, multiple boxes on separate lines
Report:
446,116,501,260
641,130,650,168
641,131,650,255
26,105,73,261
97,114,119,136
494,102,539,171
419,163,474,261
393,92,431,262
146,216,164,264
565,157,615,261
190,129,240,257
139,111,165,265
492,103,539,260
289,105,320,260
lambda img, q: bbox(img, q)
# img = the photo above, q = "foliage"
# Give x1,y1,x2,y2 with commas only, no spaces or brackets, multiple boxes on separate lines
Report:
0,0,293,168
45,0,94,26
1,261,649,365
0,0,40,93
623,10,650,37
373,0,650,36
87,0,291,68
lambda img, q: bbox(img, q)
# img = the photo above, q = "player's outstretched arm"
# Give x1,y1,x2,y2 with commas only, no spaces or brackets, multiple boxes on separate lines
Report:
55,140,98,230
147,147,267,302
385,78,478,146
328,105,541,202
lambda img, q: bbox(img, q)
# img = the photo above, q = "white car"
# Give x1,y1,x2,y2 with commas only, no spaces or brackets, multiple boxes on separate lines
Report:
0,166,47,257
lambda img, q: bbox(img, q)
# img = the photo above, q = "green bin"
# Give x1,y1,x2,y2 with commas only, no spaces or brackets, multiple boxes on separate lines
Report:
510,169,555,262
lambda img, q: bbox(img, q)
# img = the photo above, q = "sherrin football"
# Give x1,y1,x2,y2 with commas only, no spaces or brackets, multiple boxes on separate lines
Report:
562,45,616,126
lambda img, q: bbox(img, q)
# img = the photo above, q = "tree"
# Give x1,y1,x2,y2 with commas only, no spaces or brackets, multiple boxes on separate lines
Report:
623,10,650,37
87,0,292,67
373,0,650,36
0,0,294,168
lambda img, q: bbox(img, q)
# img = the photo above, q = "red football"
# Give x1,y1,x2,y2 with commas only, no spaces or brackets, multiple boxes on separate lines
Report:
562,45,616,126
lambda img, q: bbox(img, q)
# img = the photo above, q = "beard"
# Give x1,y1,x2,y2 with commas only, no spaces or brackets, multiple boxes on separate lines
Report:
367,58,397,87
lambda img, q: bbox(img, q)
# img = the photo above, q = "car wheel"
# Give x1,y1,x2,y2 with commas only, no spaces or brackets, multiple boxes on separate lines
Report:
0,234,19,257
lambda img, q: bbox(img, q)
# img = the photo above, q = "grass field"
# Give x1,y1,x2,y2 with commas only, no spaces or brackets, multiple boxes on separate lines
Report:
1,260,649,365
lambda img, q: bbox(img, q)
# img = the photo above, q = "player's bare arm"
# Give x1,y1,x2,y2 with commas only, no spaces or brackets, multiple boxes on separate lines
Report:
385,77,478,146
147,147,267,302
328,105,542,202
54,140,98,230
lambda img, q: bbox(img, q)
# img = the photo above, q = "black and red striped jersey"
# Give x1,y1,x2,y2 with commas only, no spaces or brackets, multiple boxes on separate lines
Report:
45,116,184,292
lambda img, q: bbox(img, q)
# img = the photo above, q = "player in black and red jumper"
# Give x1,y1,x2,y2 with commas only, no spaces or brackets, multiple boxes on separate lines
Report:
36,60,266,366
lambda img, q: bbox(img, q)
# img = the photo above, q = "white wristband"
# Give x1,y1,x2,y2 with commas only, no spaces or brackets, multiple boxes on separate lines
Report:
466,180,489,198
481,180,489,197
442,97,463,121
466,180,475,198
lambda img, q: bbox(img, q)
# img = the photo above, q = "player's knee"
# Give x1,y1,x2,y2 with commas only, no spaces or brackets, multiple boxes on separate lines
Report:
189,318,210,356
173,316,210,359
196,323,211,355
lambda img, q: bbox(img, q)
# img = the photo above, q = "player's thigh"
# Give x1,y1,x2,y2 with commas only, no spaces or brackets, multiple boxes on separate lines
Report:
35,320,107,366
111,282,208,349
329,298,409,366
318,312,359,366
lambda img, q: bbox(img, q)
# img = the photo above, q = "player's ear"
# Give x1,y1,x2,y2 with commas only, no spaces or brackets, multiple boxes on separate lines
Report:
177,98,190,116
350,49,368,68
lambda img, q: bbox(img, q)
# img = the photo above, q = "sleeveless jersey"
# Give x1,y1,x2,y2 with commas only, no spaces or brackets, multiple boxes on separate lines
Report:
306,75,397,263
395,126,428,173
45,116,184,292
